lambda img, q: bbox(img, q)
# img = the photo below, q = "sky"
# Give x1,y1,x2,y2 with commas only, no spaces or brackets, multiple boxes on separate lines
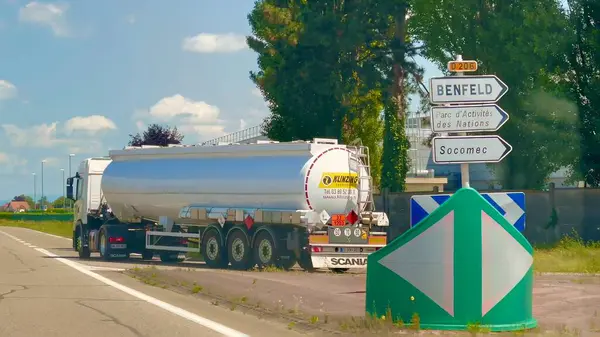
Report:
0,1,442,202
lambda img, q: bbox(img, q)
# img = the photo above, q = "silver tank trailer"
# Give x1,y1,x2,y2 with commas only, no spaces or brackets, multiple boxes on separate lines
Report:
101,141,370,223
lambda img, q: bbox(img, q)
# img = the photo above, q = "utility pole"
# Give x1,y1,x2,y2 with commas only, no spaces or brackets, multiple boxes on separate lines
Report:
61,168,65,208
41,160,46,211
32,173,36,210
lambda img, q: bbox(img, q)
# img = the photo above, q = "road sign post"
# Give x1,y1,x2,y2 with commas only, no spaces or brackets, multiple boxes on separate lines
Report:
429,55,511,188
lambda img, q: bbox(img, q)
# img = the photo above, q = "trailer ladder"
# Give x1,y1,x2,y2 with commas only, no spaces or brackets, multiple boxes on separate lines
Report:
348,140,375,217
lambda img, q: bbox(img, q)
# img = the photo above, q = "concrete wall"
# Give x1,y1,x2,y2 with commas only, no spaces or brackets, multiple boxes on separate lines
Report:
374,186,600,245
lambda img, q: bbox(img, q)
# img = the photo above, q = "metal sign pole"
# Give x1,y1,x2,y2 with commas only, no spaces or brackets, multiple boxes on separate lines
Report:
454,55,470,188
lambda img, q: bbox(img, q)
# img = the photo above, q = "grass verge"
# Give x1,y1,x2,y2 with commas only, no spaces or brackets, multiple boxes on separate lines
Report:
0,219,72,238
2,220,600,274
534,232,600,274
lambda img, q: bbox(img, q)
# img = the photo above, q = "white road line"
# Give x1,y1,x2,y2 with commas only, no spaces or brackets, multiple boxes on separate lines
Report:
0,231,249,337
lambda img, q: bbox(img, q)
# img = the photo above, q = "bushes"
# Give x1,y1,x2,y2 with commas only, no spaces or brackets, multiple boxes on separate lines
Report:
0,212,73,221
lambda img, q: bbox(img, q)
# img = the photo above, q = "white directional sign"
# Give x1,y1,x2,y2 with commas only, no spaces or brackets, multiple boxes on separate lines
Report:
432,135,512,164
429,75,509,104
431,104,509,133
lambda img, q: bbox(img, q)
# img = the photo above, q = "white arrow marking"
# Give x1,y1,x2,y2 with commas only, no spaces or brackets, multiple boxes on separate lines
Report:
415,196,440,214
481,211,532,317
487,193,525,226
379,211,455,316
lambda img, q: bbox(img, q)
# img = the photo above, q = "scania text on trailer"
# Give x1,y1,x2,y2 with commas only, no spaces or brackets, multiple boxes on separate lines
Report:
65,138,389,271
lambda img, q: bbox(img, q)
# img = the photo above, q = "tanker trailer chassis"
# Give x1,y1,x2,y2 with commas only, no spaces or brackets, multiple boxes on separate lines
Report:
72,203,389,271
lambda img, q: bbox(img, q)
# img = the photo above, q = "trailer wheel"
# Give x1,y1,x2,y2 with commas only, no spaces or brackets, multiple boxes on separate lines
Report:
201,228,227,269
76,224,90,259
159,252,182,263
141,250,154,260
253,231,278,269
227,229,253,270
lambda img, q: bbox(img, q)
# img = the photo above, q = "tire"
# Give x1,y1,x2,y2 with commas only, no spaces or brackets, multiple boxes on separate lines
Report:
141,250,154,260
329,268,349,273
201,228,227,269
99,228,111,261
159,252,182,263
253,230,278,269
227,229,253,270
76,225,90,259
98,226,130,261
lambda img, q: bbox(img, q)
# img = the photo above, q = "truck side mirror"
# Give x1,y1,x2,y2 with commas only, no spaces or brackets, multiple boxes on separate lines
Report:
66,177,74,200
66,185,74,200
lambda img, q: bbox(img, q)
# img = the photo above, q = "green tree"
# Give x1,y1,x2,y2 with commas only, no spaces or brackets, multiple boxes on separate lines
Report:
52,196,66,209
247,0,388,186
128,124,184,147
410,0,575,189
565,0,600,186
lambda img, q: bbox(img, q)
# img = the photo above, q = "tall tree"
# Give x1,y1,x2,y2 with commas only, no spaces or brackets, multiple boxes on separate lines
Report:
565,0,600,186
247,0,387,185
410,0,575,189
128,124,185,147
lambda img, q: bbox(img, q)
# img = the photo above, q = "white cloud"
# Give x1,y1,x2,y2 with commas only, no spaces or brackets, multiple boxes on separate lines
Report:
1,115,112,154
0,80,17,100
0,152,28,175
2,122,62,148
64,115,116,135
19,1,70,37
135,94,227,142
182,33,247,53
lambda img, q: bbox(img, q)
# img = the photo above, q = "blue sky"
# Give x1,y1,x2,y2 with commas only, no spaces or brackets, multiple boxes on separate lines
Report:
0,1,442,202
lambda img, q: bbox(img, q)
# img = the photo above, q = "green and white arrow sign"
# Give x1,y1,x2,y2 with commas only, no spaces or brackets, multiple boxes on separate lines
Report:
365,187,537,331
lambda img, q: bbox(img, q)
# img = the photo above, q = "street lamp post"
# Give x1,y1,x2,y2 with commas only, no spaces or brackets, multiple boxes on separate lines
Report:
69,154,75,210
41,160,46,211
32,173,36,210
61,168,65,209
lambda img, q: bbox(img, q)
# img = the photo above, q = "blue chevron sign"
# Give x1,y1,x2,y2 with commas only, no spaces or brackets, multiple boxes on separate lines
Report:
410,192,526,232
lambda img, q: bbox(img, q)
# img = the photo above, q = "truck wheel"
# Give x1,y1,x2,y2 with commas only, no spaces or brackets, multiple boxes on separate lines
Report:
76,225,90,259
253,231,277,269
227,229,253,270
201,228,227,269
99,229,111,261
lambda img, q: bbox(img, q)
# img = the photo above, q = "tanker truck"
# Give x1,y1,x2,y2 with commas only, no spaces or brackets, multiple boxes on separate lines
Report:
65,138,389,272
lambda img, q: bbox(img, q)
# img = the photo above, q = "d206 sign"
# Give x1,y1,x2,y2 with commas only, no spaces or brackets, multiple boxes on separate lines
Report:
432,135,512,164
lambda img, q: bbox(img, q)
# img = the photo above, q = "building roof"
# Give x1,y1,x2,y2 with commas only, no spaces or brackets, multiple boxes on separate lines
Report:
7,201,30,210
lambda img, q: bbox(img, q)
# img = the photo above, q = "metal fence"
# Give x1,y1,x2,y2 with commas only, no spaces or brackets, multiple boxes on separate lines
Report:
201,125,263,146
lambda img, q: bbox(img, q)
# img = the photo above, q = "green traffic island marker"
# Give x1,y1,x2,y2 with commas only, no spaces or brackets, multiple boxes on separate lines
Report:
365,187,537,332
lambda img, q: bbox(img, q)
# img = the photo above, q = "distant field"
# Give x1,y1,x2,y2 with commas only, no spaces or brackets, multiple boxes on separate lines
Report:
0,219,72,238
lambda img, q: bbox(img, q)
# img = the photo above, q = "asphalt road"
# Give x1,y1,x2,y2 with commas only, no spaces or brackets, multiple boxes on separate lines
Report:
0,227,309,337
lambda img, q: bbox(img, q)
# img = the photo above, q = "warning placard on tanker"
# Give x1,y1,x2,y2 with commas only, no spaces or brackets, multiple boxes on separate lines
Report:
319,172,358,189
